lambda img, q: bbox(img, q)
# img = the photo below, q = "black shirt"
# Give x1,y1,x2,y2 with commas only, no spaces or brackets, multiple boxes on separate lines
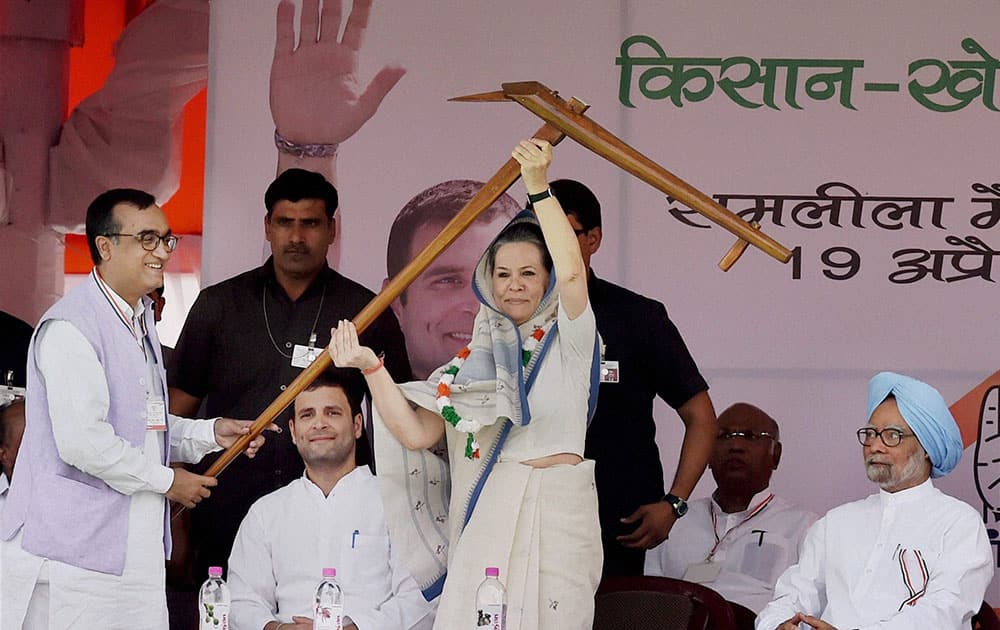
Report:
167,259,411,577
584,272,708,574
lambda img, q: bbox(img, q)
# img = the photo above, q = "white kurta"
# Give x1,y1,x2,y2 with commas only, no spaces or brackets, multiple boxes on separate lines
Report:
1,291,220,630
645,488,818,613
755,479,994,630
228,467,434,630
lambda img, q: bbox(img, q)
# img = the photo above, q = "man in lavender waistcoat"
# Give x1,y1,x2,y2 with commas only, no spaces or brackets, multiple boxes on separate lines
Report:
0,189,274,630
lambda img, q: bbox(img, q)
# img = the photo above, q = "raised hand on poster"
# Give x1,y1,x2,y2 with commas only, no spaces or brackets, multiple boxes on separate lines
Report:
270,0,405,178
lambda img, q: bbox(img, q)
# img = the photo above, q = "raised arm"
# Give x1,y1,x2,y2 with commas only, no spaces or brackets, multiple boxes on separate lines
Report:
328,320,444,450
270,0,405,181
511,139,589,320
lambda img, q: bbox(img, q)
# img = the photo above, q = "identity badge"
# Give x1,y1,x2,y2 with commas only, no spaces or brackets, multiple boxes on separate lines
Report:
291,333,322,369
146,399,167,431
600,360,620,383
291,344,321,369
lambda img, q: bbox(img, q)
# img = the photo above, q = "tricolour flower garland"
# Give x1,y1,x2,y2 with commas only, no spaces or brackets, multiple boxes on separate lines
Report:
437,324,549,459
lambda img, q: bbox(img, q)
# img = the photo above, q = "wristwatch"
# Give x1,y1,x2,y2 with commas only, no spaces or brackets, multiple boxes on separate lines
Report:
662,493,689,518
527,188,552,204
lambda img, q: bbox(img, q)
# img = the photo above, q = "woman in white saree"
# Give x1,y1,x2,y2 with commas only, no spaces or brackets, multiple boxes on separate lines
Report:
329,139,602,630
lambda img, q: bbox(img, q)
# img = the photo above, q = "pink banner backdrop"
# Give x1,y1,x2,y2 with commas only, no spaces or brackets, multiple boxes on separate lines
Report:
202,0,999,593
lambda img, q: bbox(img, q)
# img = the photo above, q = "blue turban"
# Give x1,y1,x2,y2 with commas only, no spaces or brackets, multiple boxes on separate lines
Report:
866,372,963,478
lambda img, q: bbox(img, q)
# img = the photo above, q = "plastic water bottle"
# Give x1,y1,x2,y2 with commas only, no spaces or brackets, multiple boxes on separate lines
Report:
315,567,344,630
198,566,230,630
475,567,507,629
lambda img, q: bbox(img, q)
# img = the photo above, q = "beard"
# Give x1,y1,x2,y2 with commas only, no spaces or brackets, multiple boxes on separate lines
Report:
865,448,928,491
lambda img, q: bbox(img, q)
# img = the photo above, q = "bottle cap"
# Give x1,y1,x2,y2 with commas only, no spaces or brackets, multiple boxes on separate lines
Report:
485,567,499,577
323,567,337,578
208,566,223,578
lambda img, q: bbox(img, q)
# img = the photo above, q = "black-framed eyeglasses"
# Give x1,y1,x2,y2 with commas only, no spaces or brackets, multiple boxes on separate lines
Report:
856,427,916,447
717,430,777,442
104,232,179,252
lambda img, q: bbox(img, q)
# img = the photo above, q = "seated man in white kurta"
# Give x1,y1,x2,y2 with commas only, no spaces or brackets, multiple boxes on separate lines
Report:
228,371,434,630
645,403,817,613
756,372,994,630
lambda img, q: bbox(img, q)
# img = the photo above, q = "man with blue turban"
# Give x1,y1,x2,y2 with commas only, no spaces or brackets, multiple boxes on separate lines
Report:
756,372,994,630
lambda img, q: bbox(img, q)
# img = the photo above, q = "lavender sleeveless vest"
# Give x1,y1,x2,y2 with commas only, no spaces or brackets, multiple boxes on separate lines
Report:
0,273,172,575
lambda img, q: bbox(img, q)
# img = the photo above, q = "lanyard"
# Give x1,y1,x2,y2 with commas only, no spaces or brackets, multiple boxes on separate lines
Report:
707,493,775,559
93,269,147,357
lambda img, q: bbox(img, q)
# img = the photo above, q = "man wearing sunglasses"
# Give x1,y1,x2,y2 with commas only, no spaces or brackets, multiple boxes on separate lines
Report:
0,189,272,629
757,372,993,630
645,403,817,613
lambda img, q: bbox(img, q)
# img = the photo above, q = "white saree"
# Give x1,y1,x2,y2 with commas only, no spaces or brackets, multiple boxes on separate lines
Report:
372,212,602,630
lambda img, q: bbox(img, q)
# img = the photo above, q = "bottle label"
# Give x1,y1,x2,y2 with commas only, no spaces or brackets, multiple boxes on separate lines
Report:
476,603,505,629
200,603,229,630
315,604,344,630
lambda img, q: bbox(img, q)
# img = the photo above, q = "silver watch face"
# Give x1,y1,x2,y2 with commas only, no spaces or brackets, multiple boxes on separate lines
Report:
665,494,688,517
674,499,688,517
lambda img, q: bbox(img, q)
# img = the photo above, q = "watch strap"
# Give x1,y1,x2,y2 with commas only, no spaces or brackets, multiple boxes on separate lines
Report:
527,188,552,204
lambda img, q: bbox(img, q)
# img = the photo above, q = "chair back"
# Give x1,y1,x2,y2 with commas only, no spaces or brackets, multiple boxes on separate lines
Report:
973,601,1000,630
594,576,736,630
728,600,758,630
